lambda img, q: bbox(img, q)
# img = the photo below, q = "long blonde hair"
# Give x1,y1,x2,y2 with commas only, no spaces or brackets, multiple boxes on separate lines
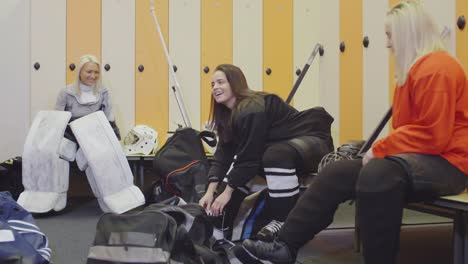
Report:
386,0,445,86
72,54,102,95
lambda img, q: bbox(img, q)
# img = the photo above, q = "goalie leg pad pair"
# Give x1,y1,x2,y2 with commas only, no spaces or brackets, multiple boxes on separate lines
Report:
18,111,145,214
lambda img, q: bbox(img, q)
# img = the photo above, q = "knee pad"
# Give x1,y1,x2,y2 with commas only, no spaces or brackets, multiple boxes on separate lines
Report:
262,143,296,168
286,136,332,174
70,111,145,214
357,158,407,194
18,111,76,213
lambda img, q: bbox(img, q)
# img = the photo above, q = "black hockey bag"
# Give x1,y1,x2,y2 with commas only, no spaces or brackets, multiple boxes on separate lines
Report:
87,209,201,264
152,128,216,203
0,157,24,200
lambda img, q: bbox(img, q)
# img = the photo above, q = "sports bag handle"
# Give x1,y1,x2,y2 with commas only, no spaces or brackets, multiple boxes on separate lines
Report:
199,130,217,148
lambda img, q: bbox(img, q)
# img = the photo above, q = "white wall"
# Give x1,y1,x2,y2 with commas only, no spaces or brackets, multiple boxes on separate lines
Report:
0,0,30,161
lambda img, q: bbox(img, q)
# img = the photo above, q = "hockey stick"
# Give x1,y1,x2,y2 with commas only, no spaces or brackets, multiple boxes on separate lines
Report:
285,43,324,105
356,107,392,157
149,3,192,128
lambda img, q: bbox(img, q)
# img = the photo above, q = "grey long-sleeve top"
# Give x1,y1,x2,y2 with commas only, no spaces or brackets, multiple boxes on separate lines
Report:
55,85,116,122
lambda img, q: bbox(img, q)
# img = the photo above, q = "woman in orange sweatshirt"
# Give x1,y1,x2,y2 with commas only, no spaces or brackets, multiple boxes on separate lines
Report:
235,1,468,264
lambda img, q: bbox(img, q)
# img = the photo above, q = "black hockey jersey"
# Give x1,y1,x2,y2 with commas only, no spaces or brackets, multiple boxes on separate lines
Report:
208,94,334,188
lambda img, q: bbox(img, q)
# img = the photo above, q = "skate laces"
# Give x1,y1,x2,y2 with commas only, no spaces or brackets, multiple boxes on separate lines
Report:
264,220,284,234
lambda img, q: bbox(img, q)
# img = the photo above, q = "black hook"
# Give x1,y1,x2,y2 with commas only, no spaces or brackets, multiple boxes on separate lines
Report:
138,64,144,72
319,45,325,56
69,63,75,71
203,66,210,74
340,41,346,53
104,64,111,71
295,69,302,76
266,68,272,75
173,65,178,72
33,62,40,70
458,15,466,30
363,36,369,48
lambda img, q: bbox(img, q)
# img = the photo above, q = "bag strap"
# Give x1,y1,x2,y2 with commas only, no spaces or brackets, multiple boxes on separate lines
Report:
199,130,217,148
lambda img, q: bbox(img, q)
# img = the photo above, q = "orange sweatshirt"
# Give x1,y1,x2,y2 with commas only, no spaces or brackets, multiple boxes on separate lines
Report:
373,51,468,174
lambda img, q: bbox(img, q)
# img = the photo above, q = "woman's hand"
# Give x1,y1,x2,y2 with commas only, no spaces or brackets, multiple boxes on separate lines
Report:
199,192,215,213
210,186,234,216
363,148,375,166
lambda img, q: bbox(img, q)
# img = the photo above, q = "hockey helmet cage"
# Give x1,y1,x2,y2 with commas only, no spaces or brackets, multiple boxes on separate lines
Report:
123,125,158,155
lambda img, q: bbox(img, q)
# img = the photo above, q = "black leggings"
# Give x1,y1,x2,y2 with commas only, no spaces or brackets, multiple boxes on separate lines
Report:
260,136,332,222
278,155,466,264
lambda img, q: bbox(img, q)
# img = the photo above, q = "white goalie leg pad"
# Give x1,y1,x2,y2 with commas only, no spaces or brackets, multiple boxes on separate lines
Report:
17,111,72,213
70,111,145,214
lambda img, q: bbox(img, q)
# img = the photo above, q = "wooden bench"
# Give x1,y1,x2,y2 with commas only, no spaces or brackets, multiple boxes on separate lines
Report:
354,190,468,264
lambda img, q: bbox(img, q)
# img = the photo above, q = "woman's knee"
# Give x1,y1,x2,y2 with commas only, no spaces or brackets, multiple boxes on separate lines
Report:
356,158,408,194
314,159,362,186
262,143,297,168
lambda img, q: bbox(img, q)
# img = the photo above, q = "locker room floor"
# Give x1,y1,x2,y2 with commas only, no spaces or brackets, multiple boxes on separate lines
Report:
34,194,453,264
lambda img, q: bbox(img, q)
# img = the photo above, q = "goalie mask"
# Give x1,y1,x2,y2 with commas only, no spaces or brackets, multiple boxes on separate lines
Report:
123,125,158,155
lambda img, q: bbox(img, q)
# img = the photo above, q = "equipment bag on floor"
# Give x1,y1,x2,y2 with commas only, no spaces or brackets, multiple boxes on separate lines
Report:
153,128,216,203
146,202,230,264
0,191,51,264
87,200,230,264
0,157,24,200
87,209,197,264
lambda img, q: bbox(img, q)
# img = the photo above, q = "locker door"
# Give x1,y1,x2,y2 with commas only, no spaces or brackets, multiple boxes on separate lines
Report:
339,0,363,144
293,0,321,111
102,0,136,138
135,0,169,142
363,0,390,140
201,0,233,127
169,0,201,131
233,0,263,92
66,0,101,84
319,0,340,144
0,0,30,161
30,0,66,118
263,0,293,100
